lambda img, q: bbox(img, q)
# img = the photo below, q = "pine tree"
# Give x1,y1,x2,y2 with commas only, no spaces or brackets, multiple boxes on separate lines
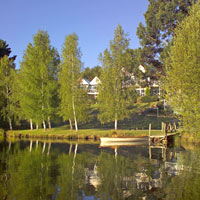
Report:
0,39,16,60
58,33,88,132
137,0,197,73
98,25,137,130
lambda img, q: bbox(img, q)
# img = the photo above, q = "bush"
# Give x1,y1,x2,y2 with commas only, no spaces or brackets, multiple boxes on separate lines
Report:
141,95,158,103
145,86,151,96
137,97,142,104
0,129,4,135
157,101,164,109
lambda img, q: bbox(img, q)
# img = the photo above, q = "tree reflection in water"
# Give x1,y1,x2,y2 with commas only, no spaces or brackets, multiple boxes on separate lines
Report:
0,139,200,200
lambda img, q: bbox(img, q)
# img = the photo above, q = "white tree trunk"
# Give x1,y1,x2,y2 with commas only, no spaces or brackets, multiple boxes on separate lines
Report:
69,144,72,155
72,144,78,176
8,142,11,152
43,119,46,131
47,142,51,156
30,118,33,130
8,117,12,130
42,142,46,154
48,116,51,129
29,140,33,152
36,123,39,130
72,96,78,132
69,119,73,130
114,119,118,131
71,55,78,132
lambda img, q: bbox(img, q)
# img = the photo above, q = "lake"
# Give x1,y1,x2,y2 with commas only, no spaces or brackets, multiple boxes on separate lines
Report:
0,138,200,200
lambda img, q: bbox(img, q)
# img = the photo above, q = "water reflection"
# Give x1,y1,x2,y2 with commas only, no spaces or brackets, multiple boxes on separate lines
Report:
0,138,200,200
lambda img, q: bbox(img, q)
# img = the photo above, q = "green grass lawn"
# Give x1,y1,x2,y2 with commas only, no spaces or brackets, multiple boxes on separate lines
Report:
79,101,177,130
6,101,178,139
7,126,163,139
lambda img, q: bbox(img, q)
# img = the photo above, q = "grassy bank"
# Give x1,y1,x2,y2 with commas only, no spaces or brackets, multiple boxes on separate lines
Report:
5,101,178,140
6,127,162,140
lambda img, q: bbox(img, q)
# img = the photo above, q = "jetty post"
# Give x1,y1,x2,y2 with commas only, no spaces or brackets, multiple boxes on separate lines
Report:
149,123,152,159
149,123,151,143
164,123,167,145
161,122,164,134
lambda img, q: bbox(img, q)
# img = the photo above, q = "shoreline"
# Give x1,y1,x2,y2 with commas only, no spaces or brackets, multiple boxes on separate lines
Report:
5,128,162,140
3,129,200,147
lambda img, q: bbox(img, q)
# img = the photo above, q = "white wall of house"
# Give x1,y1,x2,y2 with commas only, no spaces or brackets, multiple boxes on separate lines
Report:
80,72,161,98
80,76,101,98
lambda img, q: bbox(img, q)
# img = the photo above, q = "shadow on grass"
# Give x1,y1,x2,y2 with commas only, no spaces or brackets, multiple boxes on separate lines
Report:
79,104,178,130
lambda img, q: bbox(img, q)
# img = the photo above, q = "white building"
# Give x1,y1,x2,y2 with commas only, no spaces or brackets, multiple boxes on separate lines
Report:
81,76,101,99
81,65,161,98
80,78,90,90
133,65,161,96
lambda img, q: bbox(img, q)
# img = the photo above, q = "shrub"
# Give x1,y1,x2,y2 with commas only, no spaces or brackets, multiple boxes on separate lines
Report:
0,129,4,135
145,86,151,96
141,95,158,103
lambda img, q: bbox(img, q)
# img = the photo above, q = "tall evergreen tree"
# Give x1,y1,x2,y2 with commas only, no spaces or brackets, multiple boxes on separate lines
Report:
98,25,137,130
0,39,16,61
165,2,200,136
19,30,60,130
137,0,197,74
58,33,88,132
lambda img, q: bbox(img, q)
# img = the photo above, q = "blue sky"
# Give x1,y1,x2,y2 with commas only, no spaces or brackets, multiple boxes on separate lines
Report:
1,0,148,69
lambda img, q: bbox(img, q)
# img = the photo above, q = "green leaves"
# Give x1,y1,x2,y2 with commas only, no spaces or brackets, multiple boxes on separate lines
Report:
58,33,88,130
165,2,200,136
0,56,17,129
19,30,60,128
98,25,137,129
137,0,197,73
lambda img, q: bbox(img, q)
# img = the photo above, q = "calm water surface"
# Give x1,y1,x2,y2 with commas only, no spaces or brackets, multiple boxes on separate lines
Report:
0,137,200,200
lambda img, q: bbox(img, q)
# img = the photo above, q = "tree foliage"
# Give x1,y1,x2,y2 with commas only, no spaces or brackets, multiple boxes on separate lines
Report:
0,56,18,129
81,66,102,80
58,33,88,131
165,2,200,136
137,0,197,73
98,25,137,130
0,39,16,61
19,30,60,130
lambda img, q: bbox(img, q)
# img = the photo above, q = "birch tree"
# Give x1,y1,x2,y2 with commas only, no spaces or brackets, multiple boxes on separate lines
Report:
58,33,88,132
0,56,18,129
165,2,200,136
98,25,137,130
19,30,60,130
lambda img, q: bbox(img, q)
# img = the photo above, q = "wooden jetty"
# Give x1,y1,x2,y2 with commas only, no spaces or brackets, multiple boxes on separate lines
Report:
149,122,178,145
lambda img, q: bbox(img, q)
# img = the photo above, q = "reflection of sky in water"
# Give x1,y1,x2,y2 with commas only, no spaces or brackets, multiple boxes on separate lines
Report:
0,139,200,200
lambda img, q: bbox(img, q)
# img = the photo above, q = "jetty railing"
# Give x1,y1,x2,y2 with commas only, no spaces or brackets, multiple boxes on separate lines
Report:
149,122,178,146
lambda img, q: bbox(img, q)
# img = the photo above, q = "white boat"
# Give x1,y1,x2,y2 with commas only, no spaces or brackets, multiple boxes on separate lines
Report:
100,136,148,143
